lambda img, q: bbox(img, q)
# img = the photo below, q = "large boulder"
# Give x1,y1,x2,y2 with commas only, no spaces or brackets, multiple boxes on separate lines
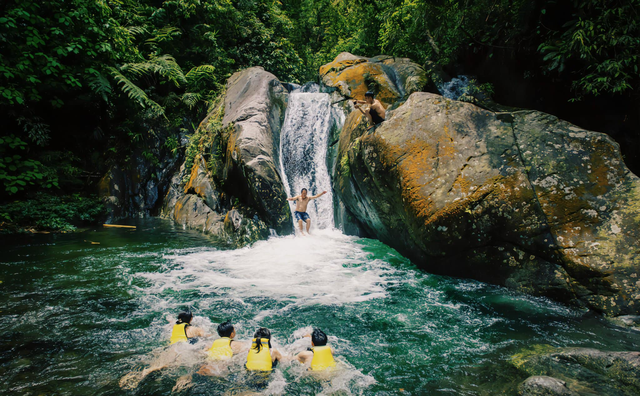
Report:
221,67,292,234
320,52,427,106
333,91,640,316
161,67,292,246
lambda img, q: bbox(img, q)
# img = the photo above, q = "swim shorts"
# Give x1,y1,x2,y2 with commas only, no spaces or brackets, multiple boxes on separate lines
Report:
294,211,310,222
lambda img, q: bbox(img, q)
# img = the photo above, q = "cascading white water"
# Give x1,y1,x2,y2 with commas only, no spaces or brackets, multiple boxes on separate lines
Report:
279,86,336,230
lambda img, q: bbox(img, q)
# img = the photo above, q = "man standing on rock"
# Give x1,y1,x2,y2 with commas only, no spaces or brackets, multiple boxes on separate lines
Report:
287,188,327,235
354,91,386,129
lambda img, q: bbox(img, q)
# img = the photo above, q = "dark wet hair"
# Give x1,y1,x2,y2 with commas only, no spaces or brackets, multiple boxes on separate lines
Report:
252,327,271,352
311,328,328,346
365,91,375,98
217,320,234,337
301,188,308,193
176,311,193,324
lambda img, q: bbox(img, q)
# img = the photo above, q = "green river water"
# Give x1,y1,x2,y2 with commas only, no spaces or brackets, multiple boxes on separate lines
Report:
1,219,639,395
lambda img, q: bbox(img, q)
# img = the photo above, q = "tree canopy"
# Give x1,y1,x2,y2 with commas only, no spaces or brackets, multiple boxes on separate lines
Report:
1,0,638,200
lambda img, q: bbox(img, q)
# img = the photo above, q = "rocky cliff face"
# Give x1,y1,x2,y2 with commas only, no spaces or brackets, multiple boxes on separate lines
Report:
333,91,640,316
159,66,292,246
324,52,640,317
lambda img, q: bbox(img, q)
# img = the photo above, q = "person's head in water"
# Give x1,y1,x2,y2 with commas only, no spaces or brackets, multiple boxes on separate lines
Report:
364,91,375,104
217,321,235,338
177,311,193,324
253,327,271,352
311,328,328,346
301,188,308,198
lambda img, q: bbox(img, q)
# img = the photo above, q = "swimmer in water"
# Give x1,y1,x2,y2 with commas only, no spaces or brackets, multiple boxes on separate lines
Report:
245,327,283,371
197,320,248,376
170,310,207,344
286,188,327,235
295,328,337,371
119,310,209,390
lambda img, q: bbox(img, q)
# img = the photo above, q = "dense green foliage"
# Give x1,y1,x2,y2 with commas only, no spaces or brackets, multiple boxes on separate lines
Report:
1,0,638,230
0,193,105,232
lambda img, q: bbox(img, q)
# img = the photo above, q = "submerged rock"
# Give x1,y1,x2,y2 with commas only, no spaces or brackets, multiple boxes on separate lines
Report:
512,346,640,395
333,90,640,316
518,376,578,396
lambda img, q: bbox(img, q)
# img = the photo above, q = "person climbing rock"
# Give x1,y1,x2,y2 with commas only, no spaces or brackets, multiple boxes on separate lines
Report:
295,328,337,371
353,91,386,130
287,188,327,235
245,327,282,371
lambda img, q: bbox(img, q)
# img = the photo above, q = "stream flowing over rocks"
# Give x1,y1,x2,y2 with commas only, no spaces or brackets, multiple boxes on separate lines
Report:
99,52,640,319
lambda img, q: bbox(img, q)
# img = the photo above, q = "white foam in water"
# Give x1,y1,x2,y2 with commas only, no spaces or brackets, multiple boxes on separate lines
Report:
140,230,390,313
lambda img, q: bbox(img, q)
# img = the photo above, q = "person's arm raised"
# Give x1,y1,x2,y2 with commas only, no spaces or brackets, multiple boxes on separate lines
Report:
310,191,327,199
287,195,299,201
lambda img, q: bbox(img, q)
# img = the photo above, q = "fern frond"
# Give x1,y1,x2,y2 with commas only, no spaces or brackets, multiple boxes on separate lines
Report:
181,92,202,109
186,65,216,89
87,71,113,102
126,26,147,36
155,26,182,43
152,54,187,87
108,67,165,118
120,55,187,88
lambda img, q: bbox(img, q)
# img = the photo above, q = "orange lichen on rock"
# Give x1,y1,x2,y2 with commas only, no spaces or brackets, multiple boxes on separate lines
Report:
184,155,205,195
438,124,457,159
319,58,367,78
323,62,399,105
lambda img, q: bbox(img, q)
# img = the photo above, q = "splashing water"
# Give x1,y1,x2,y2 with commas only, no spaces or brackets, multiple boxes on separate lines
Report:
2,80,640,395
2,221,640,395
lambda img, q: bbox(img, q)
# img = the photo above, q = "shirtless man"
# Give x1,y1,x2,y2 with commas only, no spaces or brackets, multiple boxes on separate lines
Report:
287,188,327,235
353,91,385,129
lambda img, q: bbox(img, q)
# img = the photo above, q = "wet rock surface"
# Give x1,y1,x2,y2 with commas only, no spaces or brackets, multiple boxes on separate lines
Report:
333,90,640,316
320,52,427,106
512,347,640,395
518,376,578,396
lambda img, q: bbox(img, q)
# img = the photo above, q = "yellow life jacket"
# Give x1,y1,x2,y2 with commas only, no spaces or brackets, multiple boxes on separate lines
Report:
170,323,190,344
245,338,272,371
207,337,233,360
310,345,336,371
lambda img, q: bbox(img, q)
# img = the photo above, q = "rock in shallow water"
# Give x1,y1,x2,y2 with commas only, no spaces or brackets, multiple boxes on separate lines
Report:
512,347,640,395
518,376,578,396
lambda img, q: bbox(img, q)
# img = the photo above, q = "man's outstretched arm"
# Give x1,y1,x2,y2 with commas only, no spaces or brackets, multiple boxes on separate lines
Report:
310,191,327,199
287,195,299,201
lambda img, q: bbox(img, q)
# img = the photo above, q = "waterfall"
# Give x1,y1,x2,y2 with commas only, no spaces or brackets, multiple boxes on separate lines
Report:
279,85,337,230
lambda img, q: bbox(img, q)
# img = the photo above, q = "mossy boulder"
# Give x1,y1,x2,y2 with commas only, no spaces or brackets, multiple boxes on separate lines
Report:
320,52,427,106
161,67,291,246
333,91,640,316
511,346,640,395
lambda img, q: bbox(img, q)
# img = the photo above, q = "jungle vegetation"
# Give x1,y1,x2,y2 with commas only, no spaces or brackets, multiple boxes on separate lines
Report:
1,0,638,231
